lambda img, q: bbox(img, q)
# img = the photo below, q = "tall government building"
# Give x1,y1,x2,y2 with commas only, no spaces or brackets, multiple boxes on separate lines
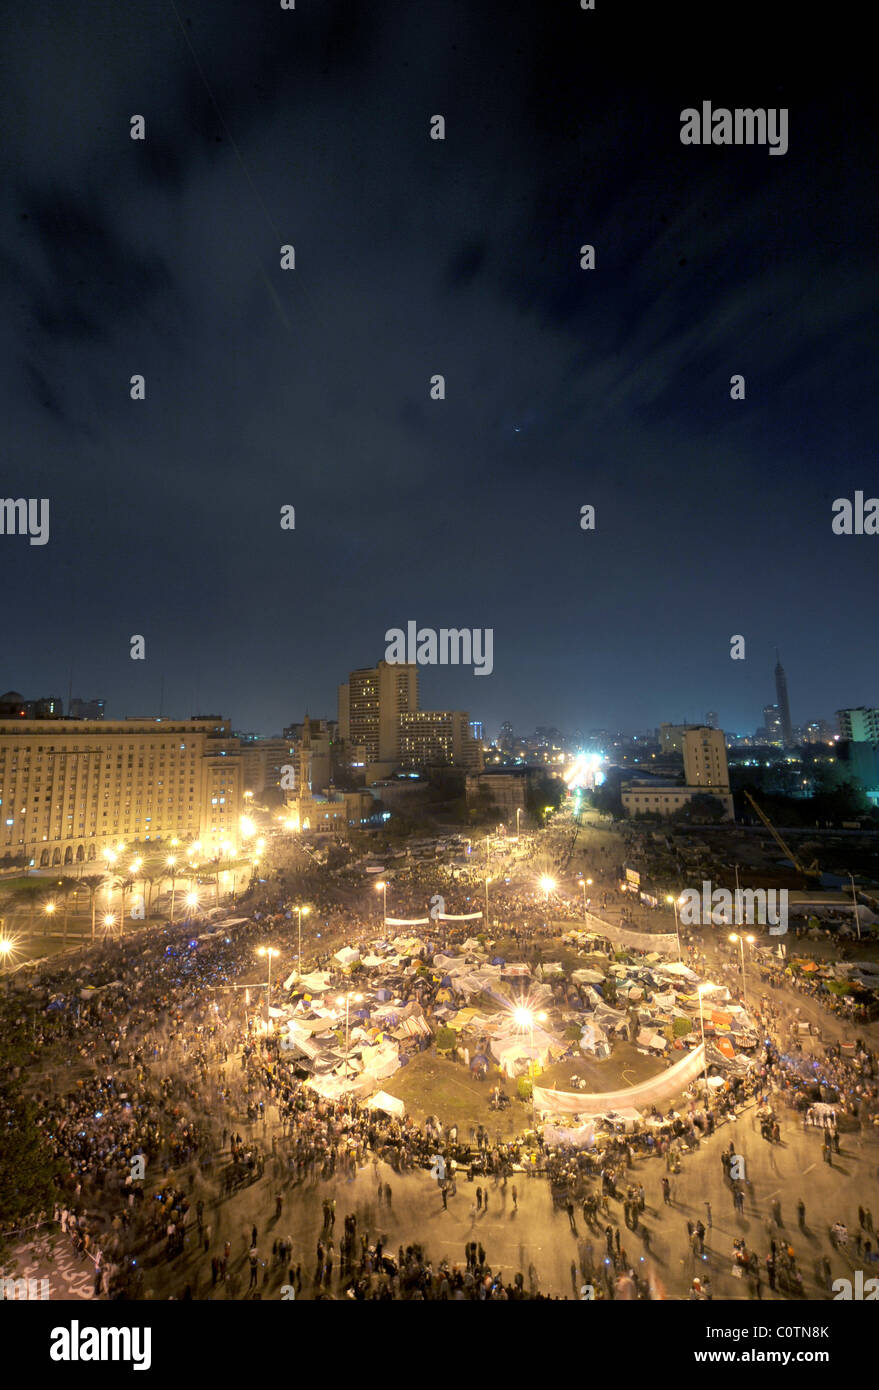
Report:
0,715,242,866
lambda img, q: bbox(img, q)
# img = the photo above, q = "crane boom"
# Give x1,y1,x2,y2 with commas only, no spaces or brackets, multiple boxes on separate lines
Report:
743,791,820,878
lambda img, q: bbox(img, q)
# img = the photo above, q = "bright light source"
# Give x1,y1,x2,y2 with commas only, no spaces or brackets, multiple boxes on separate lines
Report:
513,1007,533,1028
239,816,256,839
539,875,556,895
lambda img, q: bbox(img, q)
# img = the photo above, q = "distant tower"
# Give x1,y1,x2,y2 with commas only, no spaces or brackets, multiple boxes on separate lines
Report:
299,714,312,794
774,650,793,748
705,711,718,730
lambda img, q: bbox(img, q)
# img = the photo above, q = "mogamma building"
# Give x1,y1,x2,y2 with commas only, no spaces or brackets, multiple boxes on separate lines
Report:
0,717,242,866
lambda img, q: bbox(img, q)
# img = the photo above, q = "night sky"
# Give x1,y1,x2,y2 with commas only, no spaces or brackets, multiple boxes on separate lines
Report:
2,3,877,738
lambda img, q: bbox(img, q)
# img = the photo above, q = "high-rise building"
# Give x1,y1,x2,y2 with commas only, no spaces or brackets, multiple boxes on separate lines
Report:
682,727,730,789
398,711,483,771
804,719,835,744
469,720,484,744
0,716,242,865
762,704,783,746
337,661,418,764
774,651,793,748
659,723,700,754
69,698,106,720
837,707,879,742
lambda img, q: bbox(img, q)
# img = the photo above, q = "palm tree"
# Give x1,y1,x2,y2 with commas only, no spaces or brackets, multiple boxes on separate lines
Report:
11,882,45,938
80,874,108,941
53,876,80,945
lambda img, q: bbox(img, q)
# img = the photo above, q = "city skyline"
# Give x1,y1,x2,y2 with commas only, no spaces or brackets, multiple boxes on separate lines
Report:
3,4,879,738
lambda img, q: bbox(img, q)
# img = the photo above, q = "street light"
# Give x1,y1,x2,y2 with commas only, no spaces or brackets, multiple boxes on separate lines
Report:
849,874,862,941
257,946,280,1032
166,856,177,922
578,877,593,922
513,1007,548,1116
516,807,522,840
539,875,556,902
696,983,712,1102
295,904,311,975
375,880,387,922
484,875,491,921
729,932,755,1008
665,894,684,961
184,891,198,924
103,912,116,938
337,991,364,1078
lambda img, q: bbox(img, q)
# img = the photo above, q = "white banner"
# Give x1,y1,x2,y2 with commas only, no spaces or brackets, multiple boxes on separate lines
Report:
384,917,430,927
533,1044,706,1116
437,911,483,921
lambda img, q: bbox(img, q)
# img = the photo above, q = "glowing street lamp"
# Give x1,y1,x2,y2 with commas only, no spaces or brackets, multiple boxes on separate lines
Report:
729,932,755,1008
103,912,116,938
484,875,491,920
375,880,387,922
665,894,684,961
577,877,593,921
539,875,556,903
184,891,198,924
516,807,522,840
513,1007,548,1113
337,991,364,1078
257,945,280,1030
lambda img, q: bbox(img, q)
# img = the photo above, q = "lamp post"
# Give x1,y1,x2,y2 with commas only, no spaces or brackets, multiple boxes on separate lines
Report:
166,857,177,923
103,911,116,940
184,891,198,926
375,880,387,924
665,894,683,961
696,983,712,1102
578,877,593,922
516,808,522,841
849,874,862,941
257,946,280,1033
514,1006,548,1119
338,991,364,1078
484,875,491,922
729,932,755,1008
539,875,556,904
296,904,311,976
44,900,56,937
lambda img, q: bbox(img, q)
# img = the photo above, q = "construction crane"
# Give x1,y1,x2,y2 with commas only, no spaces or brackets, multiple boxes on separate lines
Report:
743,791,821,880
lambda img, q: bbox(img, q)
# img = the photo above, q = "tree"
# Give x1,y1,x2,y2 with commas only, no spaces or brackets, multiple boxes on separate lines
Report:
80,875,107,941
435,1025,457,1055
0,1081,56,1235
673,794,727,825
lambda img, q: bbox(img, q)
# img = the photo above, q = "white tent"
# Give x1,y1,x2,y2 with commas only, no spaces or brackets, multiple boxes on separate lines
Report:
366,1090,405,1118
334,946,361,968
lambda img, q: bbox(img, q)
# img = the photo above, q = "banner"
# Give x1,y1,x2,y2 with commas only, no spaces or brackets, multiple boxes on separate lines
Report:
533,1044,706,1116
384,917,430,927
553,915,679,956
437,911,483,921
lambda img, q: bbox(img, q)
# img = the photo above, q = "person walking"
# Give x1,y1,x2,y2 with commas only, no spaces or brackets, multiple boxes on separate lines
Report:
704,1201,712,1229
661,1177,671,1206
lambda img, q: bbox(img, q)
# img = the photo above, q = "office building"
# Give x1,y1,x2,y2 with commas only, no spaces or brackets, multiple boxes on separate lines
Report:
837,708,879,742
69,698,106,721
399,711,484,771
762,704,783,746
338,661,419,765
683,727,729,789
0,716,243,865
774,651,794,748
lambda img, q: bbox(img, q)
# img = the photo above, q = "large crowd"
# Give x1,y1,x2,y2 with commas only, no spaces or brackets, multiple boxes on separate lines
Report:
2,811,878,1300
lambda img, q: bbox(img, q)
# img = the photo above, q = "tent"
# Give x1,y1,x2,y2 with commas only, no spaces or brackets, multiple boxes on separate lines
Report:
334,946,361,968
366,1090,405,1119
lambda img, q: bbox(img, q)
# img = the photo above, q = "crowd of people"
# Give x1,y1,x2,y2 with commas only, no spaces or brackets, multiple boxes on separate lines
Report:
1,809,878,1301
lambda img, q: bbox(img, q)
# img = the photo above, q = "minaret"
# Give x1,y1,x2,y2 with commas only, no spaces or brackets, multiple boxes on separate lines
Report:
774,650,793,748
298,714,312,794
